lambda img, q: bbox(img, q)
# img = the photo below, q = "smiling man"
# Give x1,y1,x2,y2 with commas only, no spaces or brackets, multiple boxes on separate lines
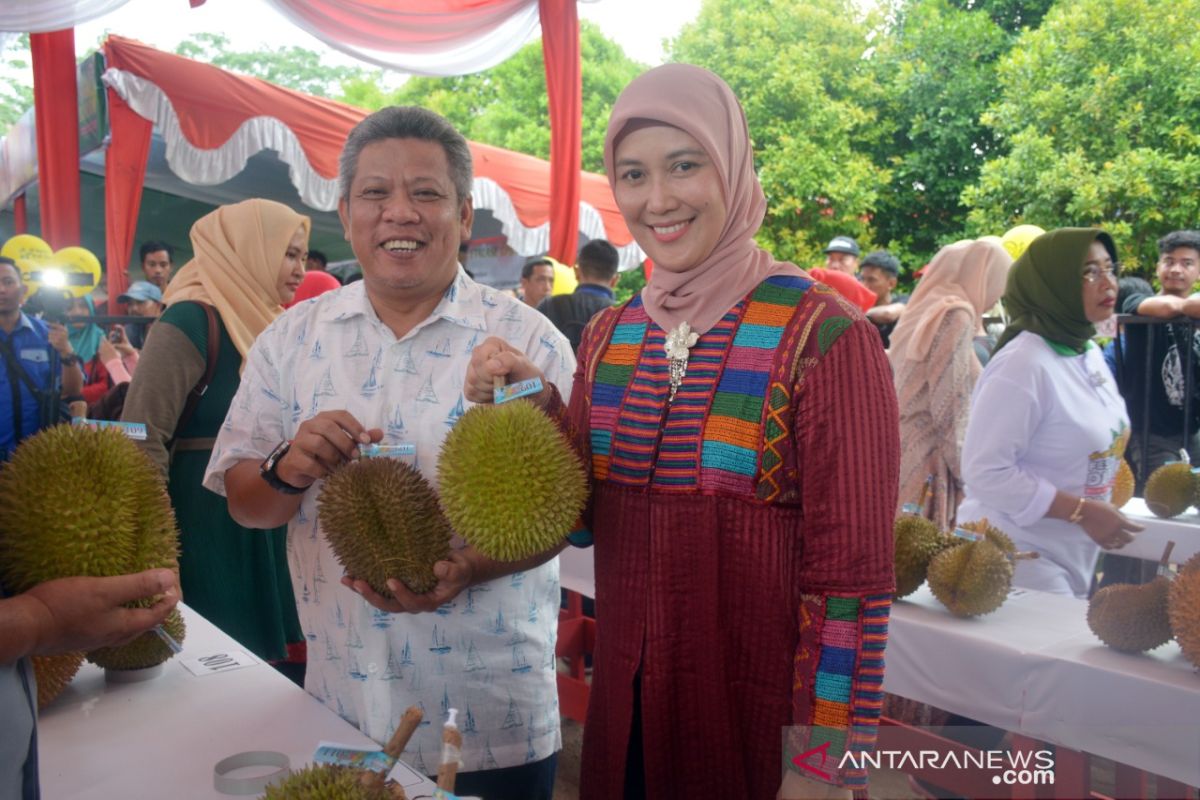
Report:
1116,229,1200,478
204,107,574,799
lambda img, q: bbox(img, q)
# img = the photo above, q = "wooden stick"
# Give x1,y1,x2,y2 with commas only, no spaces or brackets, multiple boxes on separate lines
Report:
384,705,424,760
436,725,463,791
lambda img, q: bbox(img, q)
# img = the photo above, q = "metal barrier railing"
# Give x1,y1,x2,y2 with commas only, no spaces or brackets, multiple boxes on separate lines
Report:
1112,314,1200,487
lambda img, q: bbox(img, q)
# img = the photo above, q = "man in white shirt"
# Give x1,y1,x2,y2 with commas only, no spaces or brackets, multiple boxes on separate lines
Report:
204,106,574,799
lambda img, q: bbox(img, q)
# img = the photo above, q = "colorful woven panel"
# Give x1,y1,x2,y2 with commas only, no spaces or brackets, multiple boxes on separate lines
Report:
700,276,812,493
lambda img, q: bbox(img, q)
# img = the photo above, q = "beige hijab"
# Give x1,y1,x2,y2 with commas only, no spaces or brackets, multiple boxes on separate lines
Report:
887,237,1012,363
604,64,803,336
164,198,311,363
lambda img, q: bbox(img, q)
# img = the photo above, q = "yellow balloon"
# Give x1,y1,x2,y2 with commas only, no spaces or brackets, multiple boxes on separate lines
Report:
1001,225,1046,261
1,234,53,285
551,259,577,296
48,247,102,298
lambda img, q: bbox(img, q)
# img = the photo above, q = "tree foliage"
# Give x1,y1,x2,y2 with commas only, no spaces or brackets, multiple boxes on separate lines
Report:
175,33,376,98
349,22,644,173
0,34,33,130
962,0,1200,269
669,0,889,268
868,0,1011,268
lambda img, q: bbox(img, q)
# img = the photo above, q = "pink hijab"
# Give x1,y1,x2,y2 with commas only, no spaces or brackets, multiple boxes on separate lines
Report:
887,237,1012,363
604,64,804,335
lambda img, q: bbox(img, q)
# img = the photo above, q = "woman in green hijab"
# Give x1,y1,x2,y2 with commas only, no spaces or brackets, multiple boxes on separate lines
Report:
956,228,1143,598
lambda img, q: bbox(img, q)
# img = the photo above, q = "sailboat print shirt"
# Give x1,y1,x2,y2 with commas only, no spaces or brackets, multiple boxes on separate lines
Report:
205,269,575,774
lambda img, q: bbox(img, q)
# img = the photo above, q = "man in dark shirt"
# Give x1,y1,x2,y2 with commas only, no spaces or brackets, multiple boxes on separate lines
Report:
859,250,908,347
537,239,620,352
1116,230,1200,480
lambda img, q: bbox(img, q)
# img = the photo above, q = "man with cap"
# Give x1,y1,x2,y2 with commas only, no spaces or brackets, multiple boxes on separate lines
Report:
823,235,861,274
859,250,908,347
116,280,164,349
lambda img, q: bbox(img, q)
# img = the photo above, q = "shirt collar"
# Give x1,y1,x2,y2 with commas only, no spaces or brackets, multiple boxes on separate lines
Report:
321,266,489,334
576,283,615,300
1,312,37,337
1042,336,1096,356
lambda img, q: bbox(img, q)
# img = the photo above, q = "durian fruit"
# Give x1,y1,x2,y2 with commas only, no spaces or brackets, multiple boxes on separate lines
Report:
1111,460,1135,509
318,458,452,597
0,425,183,670
1088,578,1173,653
438,399,587,562
262,764,399,800
926,537,1014,618
1168,553,1200,669
88,607,186,670
893,516,950,598
1144,462,1197,518
32,652,85,708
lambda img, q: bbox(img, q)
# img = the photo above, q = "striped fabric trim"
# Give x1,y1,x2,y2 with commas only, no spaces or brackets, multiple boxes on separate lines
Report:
700,276,812,493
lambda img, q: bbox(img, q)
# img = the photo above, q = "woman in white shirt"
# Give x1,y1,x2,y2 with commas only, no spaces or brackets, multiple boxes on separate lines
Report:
957,228,1144,598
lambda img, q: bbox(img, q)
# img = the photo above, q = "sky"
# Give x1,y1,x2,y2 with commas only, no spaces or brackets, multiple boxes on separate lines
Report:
69,0,704,72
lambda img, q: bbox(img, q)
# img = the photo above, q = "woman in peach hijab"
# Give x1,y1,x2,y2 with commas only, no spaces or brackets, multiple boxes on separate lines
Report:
467,64,898,800
887,238,1013,529
122,198,310,671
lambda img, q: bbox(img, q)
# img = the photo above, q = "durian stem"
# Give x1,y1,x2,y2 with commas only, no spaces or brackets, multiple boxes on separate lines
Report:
916,474,933,511
1013,551,1040,561
384,705,424,759
1161,541,1177,569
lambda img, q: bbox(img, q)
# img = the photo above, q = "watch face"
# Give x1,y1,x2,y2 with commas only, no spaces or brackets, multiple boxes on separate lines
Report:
263,440,290,471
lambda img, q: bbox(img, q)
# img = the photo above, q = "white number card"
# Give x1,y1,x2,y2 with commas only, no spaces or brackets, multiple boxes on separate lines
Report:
180,650,258,677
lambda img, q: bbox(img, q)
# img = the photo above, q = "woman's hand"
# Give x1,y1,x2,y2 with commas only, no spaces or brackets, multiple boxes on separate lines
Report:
109,324,136,356
463,335,549,407
47,323,74,359
97,335,118,364
1078,500,1144,550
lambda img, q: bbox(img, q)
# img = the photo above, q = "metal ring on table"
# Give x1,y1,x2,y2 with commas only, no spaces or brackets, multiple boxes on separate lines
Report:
212,751,291,795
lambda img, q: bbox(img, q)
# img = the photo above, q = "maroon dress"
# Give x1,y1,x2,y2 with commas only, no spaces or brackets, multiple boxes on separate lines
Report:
550,275,897,798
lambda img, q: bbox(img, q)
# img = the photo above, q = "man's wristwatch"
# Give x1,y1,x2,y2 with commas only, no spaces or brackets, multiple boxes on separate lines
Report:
60,353,82,367
260,440,308,495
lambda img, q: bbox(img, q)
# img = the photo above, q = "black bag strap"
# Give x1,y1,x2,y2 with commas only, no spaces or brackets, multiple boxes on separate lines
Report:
172,302,220,442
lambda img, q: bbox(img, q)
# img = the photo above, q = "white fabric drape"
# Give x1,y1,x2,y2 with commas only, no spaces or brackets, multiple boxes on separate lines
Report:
261,0,542,76
0,0,131,32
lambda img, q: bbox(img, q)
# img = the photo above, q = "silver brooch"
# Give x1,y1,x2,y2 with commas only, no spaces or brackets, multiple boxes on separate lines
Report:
1087,370,1107,388
665,322,699,403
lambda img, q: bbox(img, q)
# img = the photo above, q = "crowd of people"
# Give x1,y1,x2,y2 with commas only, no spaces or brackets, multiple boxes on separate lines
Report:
3,60,1199,800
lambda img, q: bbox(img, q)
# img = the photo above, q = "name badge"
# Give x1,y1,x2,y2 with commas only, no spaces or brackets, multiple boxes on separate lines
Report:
19,348,48,363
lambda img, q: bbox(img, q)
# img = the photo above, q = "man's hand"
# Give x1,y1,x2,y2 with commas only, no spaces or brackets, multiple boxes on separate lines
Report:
276,410,383,488
22,569,180,656
464,336,548,406
341,550,475,614
47,323,74,359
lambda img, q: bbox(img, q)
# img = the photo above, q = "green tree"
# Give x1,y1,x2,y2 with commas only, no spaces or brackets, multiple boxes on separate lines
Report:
868,0,1011,269
352,21,644,173
668,0,889,267
962,0,1200,270
175,33,376,98
0,34,33,130
945,0,1054,32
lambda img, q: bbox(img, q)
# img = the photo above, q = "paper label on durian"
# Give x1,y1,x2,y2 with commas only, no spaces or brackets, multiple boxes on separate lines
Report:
493,376,543,404
71,417,147,440
951,527,983,542
358,443,416,459
312,744,394,772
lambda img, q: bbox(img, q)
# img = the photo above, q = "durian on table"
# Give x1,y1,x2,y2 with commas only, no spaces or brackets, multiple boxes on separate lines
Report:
1144,462,1198,518
925,519,1034,618
438,398,587,562
893,515,951,598
1088,543,1176,654
0,424,184,682
1169,552,1200,670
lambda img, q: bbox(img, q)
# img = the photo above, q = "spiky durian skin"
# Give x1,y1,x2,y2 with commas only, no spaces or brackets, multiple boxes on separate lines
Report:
894,516,948,598
88,607,186,670
262,765,394,800
1111,460,1135,509
926,539,1013,617
32,652,84,709
957,518,1015,555
1169,553,1200,669
1088,577,1173,652
0,425,179,590
438,400,588,562
1144,463,1196,518
318,459,452,596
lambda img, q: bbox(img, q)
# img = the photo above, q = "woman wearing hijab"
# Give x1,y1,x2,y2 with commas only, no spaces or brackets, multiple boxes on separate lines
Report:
465,64,897,800
957,228,1144,598
122,198,310,670
888,238,1012,529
